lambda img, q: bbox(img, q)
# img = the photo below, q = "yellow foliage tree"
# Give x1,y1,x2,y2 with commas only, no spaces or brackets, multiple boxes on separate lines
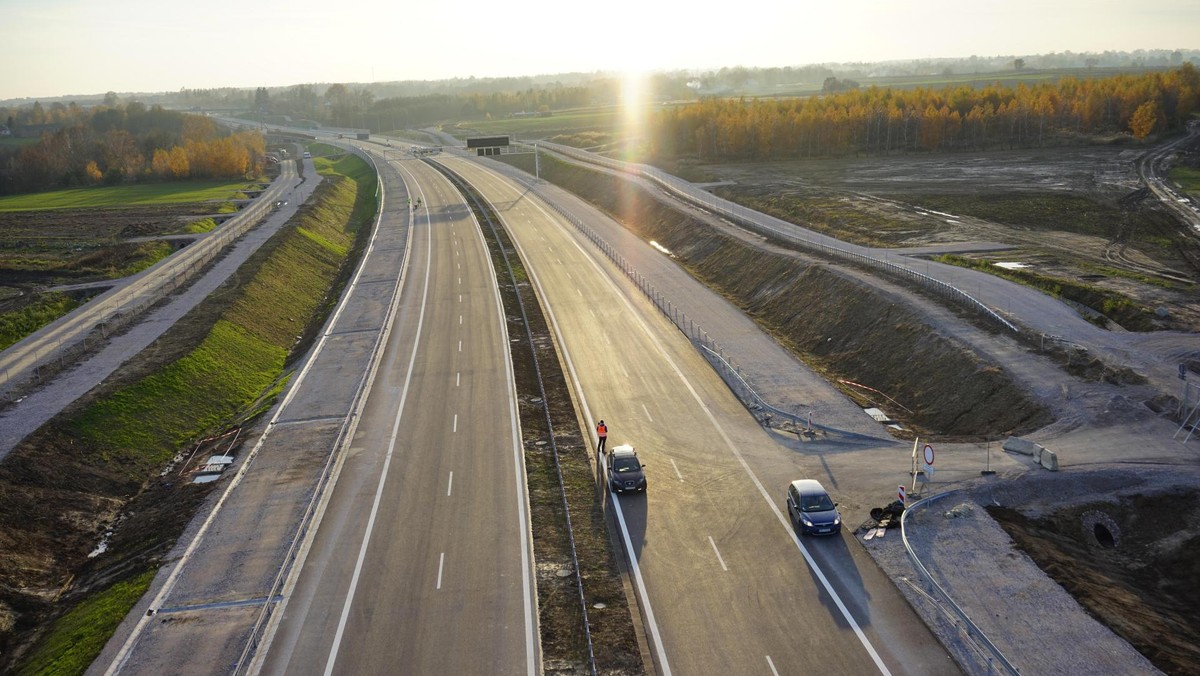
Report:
1129,100,1162,139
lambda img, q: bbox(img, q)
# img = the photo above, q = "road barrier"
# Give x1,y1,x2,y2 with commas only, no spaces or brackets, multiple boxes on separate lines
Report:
514,175,872,437
901,491,1021,675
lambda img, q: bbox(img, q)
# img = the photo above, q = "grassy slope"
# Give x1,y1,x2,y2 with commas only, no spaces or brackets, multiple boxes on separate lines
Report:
0,293,82,351
16,571,155,676
10,151,374,675
0,180,258,212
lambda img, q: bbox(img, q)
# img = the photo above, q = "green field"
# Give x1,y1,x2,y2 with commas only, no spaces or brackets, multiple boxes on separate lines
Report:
452,107,624,138
1170,166,1200,196
0,136,39,148
0,180,259,212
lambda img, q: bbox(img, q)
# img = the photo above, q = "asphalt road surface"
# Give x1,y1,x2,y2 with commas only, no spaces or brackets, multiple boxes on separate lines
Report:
257,150,538,675
441,156,958,676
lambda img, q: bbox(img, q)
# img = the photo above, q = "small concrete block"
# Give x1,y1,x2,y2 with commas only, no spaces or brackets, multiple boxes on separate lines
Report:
1003,437,1037,455
1039,449,1059,471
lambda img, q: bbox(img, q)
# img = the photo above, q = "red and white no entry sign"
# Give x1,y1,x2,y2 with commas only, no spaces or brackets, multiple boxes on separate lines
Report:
898,485,906,505
923,444,936,466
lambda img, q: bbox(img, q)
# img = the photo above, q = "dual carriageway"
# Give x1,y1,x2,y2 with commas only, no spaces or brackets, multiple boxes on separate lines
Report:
100,137,958,674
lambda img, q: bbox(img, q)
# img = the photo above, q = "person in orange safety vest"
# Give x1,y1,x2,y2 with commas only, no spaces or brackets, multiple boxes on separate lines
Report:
596,420,608,453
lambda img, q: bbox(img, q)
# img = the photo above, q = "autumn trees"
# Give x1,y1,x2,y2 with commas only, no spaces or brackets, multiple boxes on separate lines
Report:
649,65,1200,161
0,104,265,195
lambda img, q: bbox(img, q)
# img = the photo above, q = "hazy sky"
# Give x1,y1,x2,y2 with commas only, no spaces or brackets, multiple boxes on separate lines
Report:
2,0,1197,100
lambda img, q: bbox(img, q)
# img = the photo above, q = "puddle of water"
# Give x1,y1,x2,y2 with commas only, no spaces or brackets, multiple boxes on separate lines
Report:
995,261,1030,270
650,240,674,256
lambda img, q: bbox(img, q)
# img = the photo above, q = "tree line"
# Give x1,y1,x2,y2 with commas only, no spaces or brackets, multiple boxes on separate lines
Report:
0,104,265,195
249,82,599,130
648,65,1200,161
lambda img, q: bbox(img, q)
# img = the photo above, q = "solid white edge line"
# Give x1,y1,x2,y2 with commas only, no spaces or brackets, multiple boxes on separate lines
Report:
445,160,671,676
455,158,891,675
457,169,540,676
708,536,728,572
322,164,435,676
106,158,347,675
252,147,412,672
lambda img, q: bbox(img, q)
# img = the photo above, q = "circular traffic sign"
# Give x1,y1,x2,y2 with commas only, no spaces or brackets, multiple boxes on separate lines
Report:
923,444,936,466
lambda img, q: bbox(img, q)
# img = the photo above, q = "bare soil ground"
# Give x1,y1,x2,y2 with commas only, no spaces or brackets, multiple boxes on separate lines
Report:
504,141,1200,673
0,204,222,308
705,143,1200,332
983,468,1200,676
689,143,1200,674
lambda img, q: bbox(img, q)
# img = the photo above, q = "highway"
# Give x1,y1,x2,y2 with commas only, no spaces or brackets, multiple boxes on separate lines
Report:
439,156,957,675
256,150,538,674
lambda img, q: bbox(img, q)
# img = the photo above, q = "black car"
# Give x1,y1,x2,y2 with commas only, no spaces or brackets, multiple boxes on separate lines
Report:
606,444,646,494
786,479,842,536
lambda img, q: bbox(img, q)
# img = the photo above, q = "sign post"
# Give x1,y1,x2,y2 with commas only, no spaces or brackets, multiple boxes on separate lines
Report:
909,437,920,491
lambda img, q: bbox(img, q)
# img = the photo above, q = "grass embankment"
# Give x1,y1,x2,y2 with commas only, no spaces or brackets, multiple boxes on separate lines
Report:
0,180,260,212
4,151,375,674
15,571,154,676
498,150,1049,437
0,293,82,351
935,254,1157,330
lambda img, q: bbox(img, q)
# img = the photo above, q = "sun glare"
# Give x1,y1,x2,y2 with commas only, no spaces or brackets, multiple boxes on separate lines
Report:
619,69,649,143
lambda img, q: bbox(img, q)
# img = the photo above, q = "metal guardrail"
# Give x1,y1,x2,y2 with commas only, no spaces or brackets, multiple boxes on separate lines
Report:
901,491,1020,675
234,142,384,672
516,178,845,435
0,165,297,400
533,141,1019,334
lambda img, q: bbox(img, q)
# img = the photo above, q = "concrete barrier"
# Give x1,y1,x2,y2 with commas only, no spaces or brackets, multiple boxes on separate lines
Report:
1039,448,1060,471
1003,436,1037,455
